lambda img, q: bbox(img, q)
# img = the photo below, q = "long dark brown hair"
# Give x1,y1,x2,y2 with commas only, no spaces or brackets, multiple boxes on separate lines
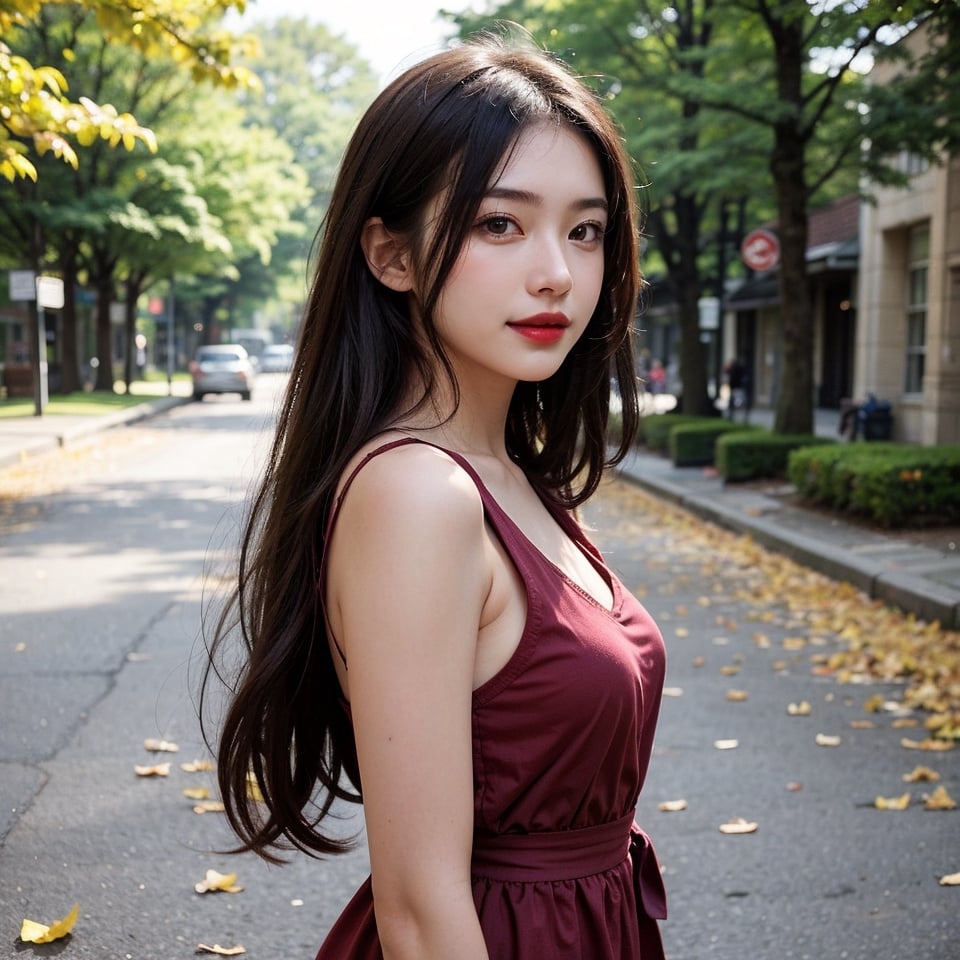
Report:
202,33,642,862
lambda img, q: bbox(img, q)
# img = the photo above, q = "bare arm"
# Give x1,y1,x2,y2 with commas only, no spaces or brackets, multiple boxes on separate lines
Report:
326,446,491,960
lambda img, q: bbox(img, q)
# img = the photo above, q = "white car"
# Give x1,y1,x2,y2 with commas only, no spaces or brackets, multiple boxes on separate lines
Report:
190,344,255,401
259,343,294,373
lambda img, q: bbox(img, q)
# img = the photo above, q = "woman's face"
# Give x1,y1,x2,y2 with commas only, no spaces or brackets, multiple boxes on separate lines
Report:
427,122,608,396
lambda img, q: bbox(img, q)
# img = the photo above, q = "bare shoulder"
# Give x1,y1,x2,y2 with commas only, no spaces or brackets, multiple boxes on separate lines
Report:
334,437,485,543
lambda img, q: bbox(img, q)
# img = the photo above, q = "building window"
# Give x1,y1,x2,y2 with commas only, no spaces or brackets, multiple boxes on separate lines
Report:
904,224,928,395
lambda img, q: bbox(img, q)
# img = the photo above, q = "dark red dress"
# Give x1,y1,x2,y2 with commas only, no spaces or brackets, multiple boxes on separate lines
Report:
316,439,667,959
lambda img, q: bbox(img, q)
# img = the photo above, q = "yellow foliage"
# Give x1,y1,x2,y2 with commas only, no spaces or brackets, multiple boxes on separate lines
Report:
20,903,78,944
874,792,910,810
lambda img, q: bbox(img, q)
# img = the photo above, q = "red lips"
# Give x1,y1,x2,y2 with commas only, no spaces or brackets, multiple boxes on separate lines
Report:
508,313,570,344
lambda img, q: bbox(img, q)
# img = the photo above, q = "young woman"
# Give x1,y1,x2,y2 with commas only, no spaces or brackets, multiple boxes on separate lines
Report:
204,35,667,960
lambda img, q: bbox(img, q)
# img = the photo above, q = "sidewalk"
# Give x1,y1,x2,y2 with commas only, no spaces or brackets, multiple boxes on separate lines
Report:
0,391,192,470
617,444,960,630
1,395,957,629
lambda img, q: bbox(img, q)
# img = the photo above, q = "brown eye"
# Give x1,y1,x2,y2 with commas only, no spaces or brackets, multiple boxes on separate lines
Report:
570,222,604,243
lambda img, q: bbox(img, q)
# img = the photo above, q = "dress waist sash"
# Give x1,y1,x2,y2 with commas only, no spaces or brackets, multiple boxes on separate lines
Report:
471,813,667,922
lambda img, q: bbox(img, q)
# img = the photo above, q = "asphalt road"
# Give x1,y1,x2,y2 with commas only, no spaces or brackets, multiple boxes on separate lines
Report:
0,379,957,959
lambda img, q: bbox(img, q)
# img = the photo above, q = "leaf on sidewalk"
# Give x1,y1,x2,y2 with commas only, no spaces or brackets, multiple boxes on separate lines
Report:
815,733,842,747
940,871,960,886
903,765,940,783
20,903,79,943
875,792,911,810
181,758,215,773
183,787,211,800
850,720,875,729
923,786,957,811
144,738,179,753
658,799,688,812
135,762,171,777
714,739,739,750
787,701,812,716
195,870,243,894
726,689,748,702
245,771,264,803
719,818,758,835
901,737,955,752
193,801,226,815
720,665,740,676
662,686,684,697
196,944,246,955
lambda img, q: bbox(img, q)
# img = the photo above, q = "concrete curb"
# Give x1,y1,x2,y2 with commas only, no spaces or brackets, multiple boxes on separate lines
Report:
0,395,192,471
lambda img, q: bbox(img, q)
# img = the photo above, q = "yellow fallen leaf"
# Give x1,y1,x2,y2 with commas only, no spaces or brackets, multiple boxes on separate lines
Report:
714,739,739,750
786,781,803,792
195,870,243,894
923,785,957,811
245,771,264,803
875,792,911,810
720,665,740,676
940,871,960,886
901,737,955,752
662,686,684,697
815,733,842,747
196,944,246,956
849,720,875,729
782,637,806,650
134,762,171,777
658,799,688,812
183,787,211,800
675,627,689,638
719,817,758,834
182,759,215,773
752,632,770,648
144,738,179,753
863,694,885,713
787,701,812,716
692,656,705,667
726,689,748,702
903,765,940,783
193,801,226,815
20,903,79,944
14,641,26,652
892,718,919,729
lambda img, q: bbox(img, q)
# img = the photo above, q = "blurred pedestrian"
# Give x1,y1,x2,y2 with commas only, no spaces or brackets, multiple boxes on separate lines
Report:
203,34,667,960
647,357,667,394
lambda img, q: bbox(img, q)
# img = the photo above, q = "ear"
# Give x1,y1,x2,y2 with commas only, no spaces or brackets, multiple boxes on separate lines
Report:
360,217,415,292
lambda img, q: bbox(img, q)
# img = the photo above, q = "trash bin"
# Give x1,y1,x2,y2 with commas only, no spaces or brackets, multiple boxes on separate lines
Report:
857,395,893,441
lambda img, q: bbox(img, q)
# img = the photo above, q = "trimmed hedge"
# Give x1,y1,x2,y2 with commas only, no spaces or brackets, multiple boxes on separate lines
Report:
716,430,836,482
788,443,960,527
669,420,761,467
641,414,723,455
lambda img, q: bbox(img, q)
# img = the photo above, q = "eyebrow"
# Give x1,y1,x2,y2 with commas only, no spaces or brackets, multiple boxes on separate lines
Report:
484,186,608,213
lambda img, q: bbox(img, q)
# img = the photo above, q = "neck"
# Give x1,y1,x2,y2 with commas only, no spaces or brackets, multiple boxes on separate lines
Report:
395,368,517,461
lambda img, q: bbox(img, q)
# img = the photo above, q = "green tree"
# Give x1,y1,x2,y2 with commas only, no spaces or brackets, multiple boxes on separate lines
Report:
697,0,958,434
450,2,959,433
0,0,254,182
232,17,377,336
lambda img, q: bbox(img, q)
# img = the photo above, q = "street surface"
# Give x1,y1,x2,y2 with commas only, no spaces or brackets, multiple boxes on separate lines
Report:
0,378,957,959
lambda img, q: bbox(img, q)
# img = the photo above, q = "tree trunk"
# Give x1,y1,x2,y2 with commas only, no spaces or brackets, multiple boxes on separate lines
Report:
57,242,83,394
122,275,145,391
647,196,713,416
94,271,115,393
770,14,813,436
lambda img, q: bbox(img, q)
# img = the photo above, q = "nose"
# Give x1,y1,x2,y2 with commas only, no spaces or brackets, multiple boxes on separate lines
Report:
526,236,573,297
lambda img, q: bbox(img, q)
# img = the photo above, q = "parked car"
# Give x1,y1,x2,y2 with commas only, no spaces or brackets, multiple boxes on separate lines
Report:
259,343,294,373
190,344,255,401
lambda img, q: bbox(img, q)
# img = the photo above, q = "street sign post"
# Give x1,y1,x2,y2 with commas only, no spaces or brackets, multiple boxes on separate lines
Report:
33,276,65,416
